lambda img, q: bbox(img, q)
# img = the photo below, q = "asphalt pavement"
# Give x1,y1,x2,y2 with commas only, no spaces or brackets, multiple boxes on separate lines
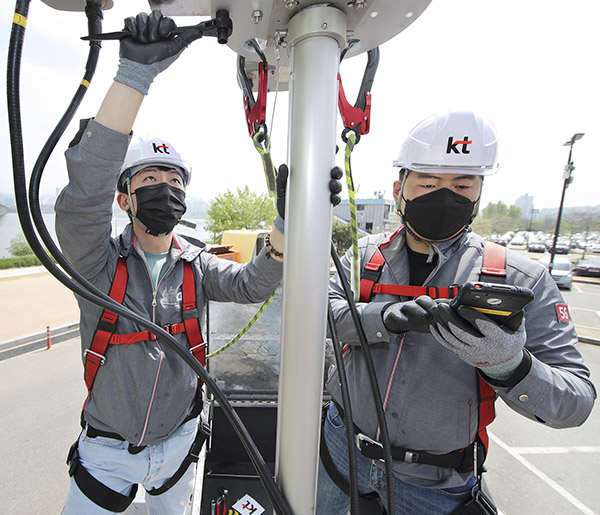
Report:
1,257,599,514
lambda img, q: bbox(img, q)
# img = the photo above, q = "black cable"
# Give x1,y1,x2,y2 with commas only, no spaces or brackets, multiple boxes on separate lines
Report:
330,243,396,515
7,2,291,512
327,298,360,514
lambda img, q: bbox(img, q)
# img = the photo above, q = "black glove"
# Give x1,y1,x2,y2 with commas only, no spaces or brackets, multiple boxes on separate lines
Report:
382,300,432,334
273,164,288,233
330,166,343,206
115,11,203,94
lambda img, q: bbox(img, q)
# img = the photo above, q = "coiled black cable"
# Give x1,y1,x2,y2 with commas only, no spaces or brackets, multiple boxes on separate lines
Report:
7,1,291,512
330,243,397,515
327,298,361,514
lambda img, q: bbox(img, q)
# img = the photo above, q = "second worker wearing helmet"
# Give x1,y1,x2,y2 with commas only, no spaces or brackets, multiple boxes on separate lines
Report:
56,11,286,515
317,111,595,514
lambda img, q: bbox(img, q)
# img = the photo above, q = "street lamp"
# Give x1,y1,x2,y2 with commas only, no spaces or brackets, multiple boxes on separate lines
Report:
549,133,585,272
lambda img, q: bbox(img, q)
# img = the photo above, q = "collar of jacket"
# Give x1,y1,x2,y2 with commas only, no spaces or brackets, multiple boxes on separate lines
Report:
118,223,205,263
381,225,470,261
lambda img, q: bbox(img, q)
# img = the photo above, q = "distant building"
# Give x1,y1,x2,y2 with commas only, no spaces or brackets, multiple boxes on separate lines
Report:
515,194,534,220
333,194,399,234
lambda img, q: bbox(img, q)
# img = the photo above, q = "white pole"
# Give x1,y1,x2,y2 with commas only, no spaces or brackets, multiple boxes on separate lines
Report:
276,6,347,514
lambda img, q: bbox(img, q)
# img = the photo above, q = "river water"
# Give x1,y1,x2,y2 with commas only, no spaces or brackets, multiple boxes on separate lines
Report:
0,212,209,259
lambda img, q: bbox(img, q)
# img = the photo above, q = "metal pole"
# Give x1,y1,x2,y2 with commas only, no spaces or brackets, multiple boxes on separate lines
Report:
276,7,346,514
549,143,574,272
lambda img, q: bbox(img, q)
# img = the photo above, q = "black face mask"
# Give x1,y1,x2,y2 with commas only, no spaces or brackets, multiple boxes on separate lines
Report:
132,182,187,235
401,188,477,241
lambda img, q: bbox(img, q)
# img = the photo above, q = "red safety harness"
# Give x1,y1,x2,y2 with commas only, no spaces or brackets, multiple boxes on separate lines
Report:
83,256,206,400
69,256,210,512
356,236,507,469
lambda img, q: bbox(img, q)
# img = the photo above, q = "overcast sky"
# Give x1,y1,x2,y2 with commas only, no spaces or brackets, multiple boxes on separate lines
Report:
2,0,599,211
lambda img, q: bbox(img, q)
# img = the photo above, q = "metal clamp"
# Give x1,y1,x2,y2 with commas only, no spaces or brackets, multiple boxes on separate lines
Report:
83,349,106,366
355,431,383,451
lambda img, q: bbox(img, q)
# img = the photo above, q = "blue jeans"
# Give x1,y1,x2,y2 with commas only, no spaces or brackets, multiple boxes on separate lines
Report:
317,403,476,515
62,418,198,515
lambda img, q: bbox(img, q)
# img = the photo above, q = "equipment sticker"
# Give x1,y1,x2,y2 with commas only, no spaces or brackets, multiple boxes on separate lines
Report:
232,494,265,515
556,304,570,323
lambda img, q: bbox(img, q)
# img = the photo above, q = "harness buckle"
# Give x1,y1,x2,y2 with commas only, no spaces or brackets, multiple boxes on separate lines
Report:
83,349,106,366
190,343,206,355
404,451,419,463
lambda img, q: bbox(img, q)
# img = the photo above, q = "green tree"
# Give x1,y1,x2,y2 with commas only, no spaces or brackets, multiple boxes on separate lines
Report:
332,218,353,256
477,201,522,235
8,234,33,257
204,186,277,242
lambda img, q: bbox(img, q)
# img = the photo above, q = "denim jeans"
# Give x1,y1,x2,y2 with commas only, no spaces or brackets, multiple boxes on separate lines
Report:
316,403,476,515
62,418,198,515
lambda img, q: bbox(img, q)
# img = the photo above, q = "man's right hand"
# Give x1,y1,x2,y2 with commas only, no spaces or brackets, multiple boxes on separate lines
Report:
115,11,203,95
383,301,432,334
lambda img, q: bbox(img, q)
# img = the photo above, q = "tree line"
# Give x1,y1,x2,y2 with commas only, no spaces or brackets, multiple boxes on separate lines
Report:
471,202,600,238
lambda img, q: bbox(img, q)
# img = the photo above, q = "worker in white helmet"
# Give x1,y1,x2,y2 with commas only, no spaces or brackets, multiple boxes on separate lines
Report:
55,11,287,514
318,110,596,514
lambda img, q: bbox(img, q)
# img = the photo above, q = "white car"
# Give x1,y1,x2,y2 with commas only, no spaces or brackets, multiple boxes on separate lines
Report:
538,256,572,290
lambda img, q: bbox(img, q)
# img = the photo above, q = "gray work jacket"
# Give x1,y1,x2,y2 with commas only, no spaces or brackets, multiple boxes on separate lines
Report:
55,119,282,446
327,227,596,488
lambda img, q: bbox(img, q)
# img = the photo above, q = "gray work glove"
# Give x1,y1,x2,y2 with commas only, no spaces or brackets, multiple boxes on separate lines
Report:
415,296,526,378
382,300,432,334
115,11,202,94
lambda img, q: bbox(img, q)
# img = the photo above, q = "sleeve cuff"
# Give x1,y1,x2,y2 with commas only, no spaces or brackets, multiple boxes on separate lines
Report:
480,348,533,387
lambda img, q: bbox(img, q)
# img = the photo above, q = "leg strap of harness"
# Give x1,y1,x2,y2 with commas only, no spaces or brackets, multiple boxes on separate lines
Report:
146,417,211,497
67,439,138,513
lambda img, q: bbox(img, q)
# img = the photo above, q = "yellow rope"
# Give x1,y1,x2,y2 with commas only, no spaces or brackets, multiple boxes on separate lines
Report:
206,283,280,359
344,132,360,302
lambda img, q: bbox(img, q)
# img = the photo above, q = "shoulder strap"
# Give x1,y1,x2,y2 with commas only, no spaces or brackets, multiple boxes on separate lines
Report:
84,257,128,394
476,377,496,467
359,248,385,302
182,262,206,382
480,241,506,283
475,240,506,460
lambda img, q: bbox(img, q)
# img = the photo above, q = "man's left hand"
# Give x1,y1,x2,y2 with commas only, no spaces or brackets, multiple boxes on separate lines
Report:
415,296,526,369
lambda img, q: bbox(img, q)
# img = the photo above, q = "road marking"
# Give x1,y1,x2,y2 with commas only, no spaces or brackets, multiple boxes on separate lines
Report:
489,432,597,515
573,283,584,293
510,445,600,455
575,324,600,330
569,306,600,315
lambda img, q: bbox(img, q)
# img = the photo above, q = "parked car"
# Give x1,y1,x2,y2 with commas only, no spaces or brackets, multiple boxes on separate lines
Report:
539,257,573,290
591,243,600,254
527,241,546,253
575,259,600,277
554,242,571,254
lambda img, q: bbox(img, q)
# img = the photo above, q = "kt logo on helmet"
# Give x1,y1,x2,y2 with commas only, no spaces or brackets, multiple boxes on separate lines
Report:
446,136,472,155
152,143,170,154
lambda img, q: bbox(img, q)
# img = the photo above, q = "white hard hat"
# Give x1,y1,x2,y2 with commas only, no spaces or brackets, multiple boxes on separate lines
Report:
118,136,191,192
394,111,499,175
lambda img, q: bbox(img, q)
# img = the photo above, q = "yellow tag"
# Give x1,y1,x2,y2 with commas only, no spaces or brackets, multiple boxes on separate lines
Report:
81,79,90,88
13,13,27,28
469,306,511,317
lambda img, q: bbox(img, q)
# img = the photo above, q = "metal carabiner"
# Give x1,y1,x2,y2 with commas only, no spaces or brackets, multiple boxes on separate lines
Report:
238,39,269,137
338,46,380,143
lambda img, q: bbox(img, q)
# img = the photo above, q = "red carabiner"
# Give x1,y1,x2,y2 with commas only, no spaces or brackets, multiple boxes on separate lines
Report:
337,73,372,138
245,62,268,137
